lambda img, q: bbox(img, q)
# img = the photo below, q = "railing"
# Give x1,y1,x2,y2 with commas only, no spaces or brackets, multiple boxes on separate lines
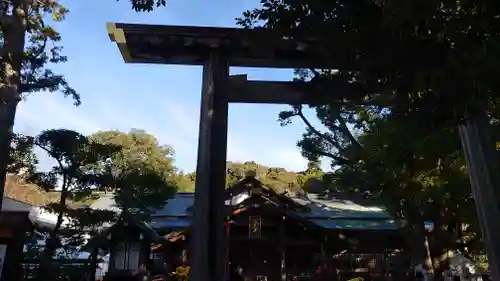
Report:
21,259,91,281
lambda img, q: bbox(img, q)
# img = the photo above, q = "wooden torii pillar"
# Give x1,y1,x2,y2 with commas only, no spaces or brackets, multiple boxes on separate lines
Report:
106,22,500,281
192,51,229,281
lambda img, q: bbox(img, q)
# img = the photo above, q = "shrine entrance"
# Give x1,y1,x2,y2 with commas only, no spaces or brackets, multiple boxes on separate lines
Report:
106,22,500,281
230,239,281,281
224,178,322,281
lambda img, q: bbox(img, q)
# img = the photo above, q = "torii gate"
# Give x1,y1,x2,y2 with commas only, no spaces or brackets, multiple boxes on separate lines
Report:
106,22,500,281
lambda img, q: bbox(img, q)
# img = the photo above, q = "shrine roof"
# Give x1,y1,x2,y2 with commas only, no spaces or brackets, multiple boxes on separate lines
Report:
293,193,388,219
106,22,346,69
152,192,193,217
88,189,399,230
1,196,34,212
309,218,397,230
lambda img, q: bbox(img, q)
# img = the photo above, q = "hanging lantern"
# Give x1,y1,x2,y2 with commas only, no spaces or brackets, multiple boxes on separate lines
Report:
248,216,262,238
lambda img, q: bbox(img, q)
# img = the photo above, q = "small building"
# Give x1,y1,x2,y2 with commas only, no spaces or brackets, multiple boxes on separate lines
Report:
90,177,419,281
0,197,39,281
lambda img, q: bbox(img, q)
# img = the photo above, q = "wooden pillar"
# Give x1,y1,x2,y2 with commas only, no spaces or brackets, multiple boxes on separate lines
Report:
224,218,231,280
280,218,286,281
320,235,327,274
88,247,99,281
191,50,229,281
458,111,500,281
0,215,28,281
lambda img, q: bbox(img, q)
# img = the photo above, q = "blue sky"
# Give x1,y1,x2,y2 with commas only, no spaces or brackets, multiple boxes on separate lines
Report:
14,0,331,173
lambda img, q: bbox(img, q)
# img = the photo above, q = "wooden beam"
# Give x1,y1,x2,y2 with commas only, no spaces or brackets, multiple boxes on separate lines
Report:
229,236,318,245
227,75,393,106
191,51,229,281
106,23,132,62
228,75,324,105
106,22,350,69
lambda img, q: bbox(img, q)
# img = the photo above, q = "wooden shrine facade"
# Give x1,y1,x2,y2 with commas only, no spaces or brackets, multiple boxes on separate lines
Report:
150,177,411,281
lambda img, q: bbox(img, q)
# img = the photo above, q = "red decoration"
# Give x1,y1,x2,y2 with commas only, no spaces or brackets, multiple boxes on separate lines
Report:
224,220,231,236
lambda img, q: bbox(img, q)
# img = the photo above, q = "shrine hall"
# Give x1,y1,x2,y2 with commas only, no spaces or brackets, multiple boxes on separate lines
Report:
89,176,424,281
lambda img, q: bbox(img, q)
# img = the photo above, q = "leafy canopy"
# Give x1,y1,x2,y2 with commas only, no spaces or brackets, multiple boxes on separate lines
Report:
117,0,167,12
236,0,500,266
89,129,178,218
238,0,500,128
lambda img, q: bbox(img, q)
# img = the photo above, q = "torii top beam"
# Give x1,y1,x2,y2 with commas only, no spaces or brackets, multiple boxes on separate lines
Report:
106,22,348,69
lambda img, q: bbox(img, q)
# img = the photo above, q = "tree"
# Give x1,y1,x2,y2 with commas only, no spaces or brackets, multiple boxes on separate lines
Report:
175,171,195,192
297,160,325,193
7,133,38,175
340,116,484,275
89,129,177,183
88,129,178,217
238,0,500,127
0,0,80,210
237,1,500,275
279,103,483,274
26,129,117,281
24,128,179,280
0,0,172,215
118,0,167,12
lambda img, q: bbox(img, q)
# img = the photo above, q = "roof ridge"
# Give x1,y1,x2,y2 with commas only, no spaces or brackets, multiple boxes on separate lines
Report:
3,196,36,207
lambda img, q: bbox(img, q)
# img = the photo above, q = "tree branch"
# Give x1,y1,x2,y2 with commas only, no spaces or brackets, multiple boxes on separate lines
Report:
333,108,364,150
296,105,344,151
25,13,47,60
20,76,59,92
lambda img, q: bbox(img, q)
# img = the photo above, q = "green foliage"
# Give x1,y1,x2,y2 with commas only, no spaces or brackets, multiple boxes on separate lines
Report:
0,0,79,216
175,172,196,192
25,129,118,281
179,161,326,194
1,0,79,102
116,0,167,12
297,160,325,193
110,167,176,218
7,133,38,175
238,0,500,127
20,129,181,280
88,129,178,218
89,129,176,182
236,0,500,267
28,129,117,198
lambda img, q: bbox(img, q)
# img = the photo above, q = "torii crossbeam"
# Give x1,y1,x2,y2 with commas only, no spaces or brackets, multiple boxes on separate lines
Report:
106,22,500,281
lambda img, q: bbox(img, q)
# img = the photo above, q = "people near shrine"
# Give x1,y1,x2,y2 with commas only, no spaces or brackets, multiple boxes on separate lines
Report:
132,263,150,281
228,264,245,281
415,271,425,281
313,264,326,281
482,270,491,280
149,259,168,281
413,264,432,281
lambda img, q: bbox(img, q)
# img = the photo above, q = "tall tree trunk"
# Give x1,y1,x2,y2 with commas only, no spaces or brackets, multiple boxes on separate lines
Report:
0,92,19,206
0,0,28,210
36,190,68,281
399,205,430,276
428,220,459,281
403,221,427,267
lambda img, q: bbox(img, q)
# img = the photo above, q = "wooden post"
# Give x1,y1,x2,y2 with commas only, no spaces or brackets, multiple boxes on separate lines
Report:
191,50,229,281
458,111,500,281
224,218,231,280
88,247,99,281
280,218,286,281
320,235,327,275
